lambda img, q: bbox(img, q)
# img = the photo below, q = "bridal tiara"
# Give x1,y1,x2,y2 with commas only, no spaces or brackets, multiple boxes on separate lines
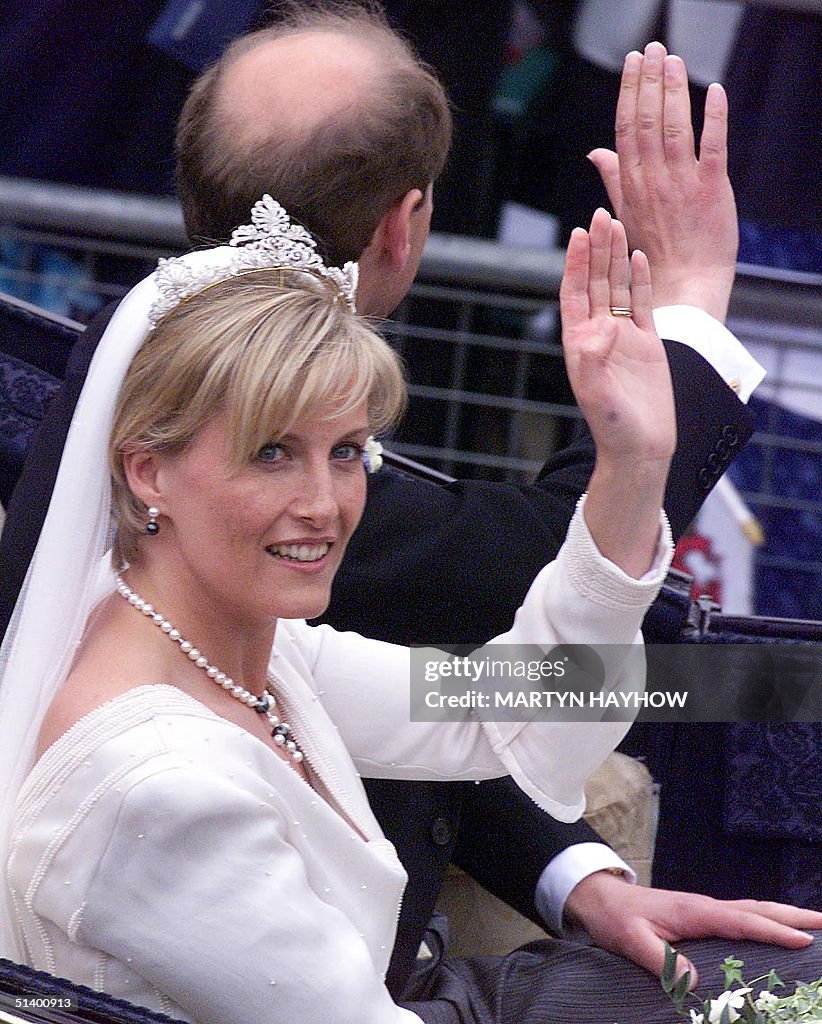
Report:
147,195,359,327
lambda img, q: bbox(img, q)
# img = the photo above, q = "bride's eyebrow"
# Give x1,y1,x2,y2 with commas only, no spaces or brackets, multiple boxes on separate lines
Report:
273,426,370,445
331,428,370,448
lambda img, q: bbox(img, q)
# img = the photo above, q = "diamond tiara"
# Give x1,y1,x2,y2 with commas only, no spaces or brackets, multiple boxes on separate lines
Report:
147,195,359,327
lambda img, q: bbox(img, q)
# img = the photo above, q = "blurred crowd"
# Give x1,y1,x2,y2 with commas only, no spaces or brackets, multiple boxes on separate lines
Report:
1,1,818,268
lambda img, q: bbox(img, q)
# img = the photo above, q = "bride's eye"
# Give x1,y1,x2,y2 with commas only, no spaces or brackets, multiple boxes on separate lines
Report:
256,443,285,464
332,443,363,463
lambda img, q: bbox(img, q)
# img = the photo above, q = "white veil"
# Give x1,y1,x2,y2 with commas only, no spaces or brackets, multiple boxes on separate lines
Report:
0,196,360,959
0,243,254,959
0,274,154,959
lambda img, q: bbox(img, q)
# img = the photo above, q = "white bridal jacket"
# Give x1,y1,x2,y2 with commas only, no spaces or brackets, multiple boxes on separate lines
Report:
7,502,672,1024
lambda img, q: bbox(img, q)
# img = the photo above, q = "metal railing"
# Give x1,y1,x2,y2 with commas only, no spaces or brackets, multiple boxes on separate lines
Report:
1,176,820,605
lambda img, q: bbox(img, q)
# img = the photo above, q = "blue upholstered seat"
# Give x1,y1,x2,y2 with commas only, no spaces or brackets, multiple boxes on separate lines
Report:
0,351,59,505
0,291,81,506
0,957,185,1023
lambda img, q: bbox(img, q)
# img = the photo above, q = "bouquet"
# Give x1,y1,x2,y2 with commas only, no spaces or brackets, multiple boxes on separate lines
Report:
662,945,822,1023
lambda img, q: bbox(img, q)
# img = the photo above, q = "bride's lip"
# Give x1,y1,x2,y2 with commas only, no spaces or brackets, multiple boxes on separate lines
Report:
268,537,336,547
265,540,334,570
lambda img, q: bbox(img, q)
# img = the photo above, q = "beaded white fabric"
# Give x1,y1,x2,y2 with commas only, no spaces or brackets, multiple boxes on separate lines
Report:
114,575,306,764
0,195,359,958
148,195,358,327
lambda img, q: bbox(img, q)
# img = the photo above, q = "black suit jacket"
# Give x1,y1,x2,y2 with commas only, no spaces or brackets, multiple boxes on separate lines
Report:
323,339,753,994
0,310,753,997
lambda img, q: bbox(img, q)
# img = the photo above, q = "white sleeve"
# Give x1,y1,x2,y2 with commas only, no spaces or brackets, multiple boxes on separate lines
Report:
653,305,765,402
534,843,635,934
68,765,423,1024
304,498,673,824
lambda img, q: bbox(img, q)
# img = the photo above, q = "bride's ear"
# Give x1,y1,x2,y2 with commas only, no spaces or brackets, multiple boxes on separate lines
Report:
123,450,164,512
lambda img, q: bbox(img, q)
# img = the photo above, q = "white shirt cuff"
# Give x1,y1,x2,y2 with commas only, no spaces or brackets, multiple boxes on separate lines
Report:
534,842,635,935
653,305,766,403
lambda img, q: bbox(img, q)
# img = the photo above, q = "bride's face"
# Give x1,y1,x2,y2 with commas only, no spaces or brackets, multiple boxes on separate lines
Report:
146,400,370,627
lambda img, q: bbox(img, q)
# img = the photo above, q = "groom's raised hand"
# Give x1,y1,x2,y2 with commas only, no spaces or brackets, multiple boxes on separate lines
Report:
588,41,738,323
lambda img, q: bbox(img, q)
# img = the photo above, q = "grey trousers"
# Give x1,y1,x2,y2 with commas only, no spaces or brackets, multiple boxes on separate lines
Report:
401,932,822,1024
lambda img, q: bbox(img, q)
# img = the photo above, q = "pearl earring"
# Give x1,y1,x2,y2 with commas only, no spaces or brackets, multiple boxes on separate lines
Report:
145,507,160,535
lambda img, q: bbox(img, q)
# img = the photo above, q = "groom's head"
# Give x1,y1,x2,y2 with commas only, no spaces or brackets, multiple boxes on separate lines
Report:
176,3,452,314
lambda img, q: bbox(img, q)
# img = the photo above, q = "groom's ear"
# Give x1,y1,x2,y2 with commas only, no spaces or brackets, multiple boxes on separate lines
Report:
372,187,425,272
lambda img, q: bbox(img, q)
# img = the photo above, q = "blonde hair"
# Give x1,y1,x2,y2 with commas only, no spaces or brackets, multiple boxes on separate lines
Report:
110,269,406,567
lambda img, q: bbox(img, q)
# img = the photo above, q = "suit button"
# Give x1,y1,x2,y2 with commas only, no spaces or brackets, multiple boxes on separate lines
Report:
716,439,729,457
722,426,739,446
430,817,452,846
699,468,712,490
707,453,720,470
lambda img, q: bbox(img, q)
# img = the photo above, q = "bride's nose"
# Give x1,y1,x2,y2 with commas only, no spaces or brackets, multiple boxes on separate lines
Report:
290,462,339,525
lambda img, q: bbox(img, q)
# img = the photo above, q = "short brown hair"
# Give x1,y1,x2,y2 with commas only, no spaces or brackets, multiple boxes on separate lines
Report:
110,269,406,567
176,2,452,265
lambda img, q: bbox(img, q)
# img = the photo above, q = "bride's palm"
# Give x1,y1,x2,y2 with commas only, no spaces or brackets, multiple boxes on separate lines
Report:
560,208,676,464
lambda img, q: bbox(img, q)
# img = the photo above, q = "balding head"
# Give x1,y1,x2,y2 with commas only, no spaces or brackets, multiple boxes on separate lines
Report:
176,5,451,265
217,32,376,152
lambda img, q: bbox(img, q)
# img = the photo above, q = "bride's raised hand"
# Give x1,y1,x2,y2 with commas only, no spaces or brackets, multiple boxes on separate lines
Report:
559,207,676,577
560,207,676,466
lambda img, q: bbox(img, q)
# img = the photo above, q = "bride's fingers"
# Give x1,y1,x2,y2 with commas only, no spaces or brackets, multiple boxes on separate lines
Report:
629,249,655,331
608,219,632,312
587,208,613,317
559,227,592,327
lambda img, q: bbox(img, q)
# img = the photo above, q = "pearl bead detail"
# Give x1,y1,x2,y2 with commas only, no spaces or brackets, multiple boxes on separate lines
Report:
115,575,304,764
145,506,160,536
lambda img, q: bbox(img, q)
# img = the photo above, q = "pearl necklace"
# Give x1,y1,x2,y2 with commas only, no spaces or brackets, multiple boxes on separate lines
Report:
115,575,304,763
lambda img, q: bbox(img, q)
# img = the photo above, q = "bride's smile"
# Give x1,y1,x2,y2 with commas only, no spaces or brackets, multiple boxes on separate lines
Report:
124,402,371,631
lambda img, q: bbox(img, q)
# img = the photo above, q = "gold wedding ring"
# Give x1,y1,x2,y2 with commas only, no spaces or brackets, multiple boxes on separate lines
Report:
609,307,633,317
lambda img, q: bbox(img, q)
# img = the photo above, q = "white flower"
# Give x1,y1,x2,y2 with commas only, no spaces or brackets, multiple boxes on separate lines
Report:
705,988,751,1023
689,1010,705,1024
363,436,383,473
755,990,780,1010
